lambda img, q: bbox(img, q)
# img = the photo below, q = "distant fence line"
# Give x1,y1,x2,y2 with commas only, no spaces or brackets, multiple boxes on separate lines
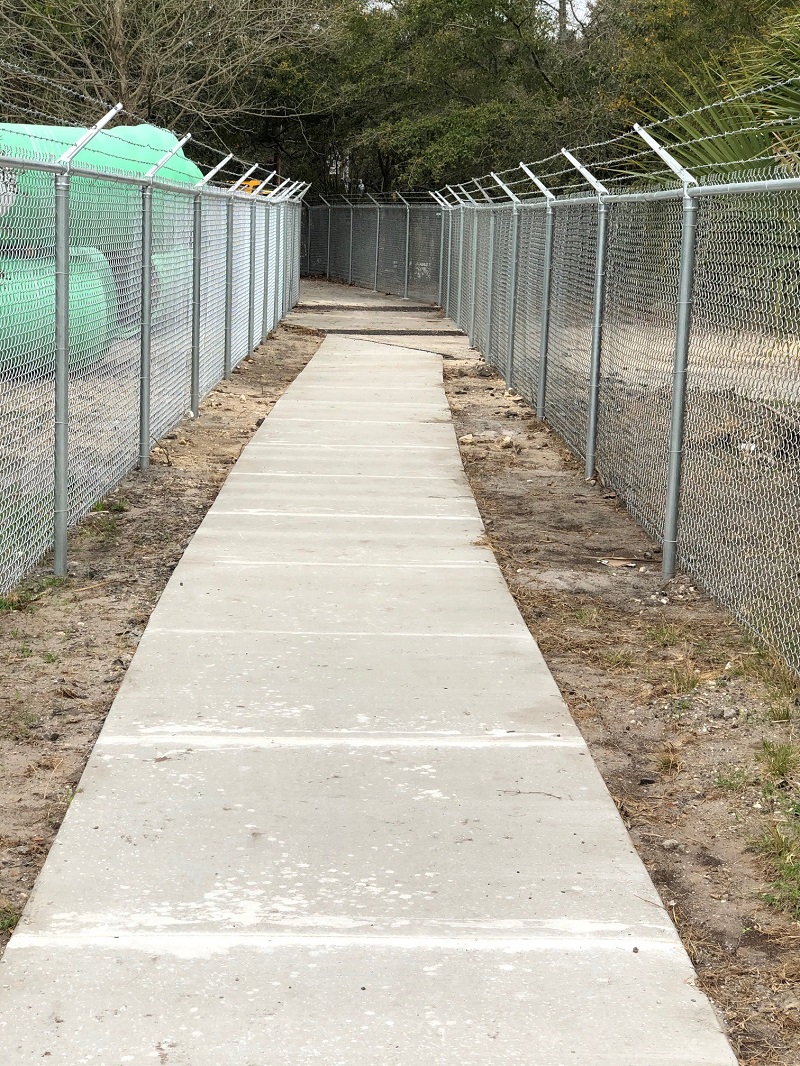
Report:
0,146,302,594
303,180,800,675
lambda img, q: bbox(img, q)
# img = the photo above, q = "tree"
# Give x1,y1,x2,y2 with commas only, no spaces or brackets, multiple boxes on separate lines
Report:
0,0,332,138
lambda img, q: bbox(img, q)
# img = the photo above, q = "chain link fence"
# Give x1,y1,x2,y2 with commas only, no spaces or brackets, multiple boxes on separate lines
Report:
303,181,800,675
302,202,442,304
0,150,302,594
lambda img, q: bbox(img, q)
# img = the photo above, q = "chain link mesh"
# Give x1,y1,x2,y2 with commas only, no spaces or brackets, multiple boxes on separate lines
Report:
679,191,800,670
511,206,547,406
304,184,800,674
596,199,682,536
0,156,300,594
543,202,597,457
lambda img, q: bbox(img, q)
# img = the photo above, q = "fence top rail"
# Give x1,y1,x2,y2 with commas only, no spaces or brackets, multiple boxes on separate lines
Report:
0,151,308,201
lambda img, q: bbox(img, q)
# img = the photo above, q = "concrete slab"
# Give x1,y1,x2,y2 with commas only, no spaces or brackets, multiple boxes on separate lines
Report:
100,631,569,737
0,278,737,1066
0,943,734,1066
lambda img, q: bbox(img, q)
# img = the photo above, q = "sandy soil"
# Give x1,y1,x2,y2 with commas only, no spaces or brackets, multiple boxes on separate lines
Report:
443,353,800,1066
0,324,322,951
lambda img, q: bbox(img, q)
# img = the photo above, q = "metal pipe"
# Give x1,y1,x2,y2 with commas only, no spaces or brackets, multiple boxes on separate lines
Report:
437,204,445,307
248,196,257,353
444,210,453,317
662,193,699,578
229,162,259,193
398,194,411,300
326,204,332,279
224,197,234,378
468,206,479,346
519,162,555,201
58,103,123,166
253,171,278,195
371,197,381,291
273,206,282,327
139,184,153,468
191,193,202,415
456,205,465,327
584,200,610,478
490,171,522,204
261,203,272,341
195,153,235,187
485,210,496,359
145,133,192,179
505,204,521,386
561,149,609,196
53,172,70,576
348,203,354,285
536,202,555,418
633,124,696,187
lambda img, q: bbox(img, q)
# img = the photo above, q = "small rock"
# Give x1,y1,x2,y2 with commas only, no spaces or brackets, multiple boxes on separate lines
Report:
722,708,738,720
662,839,680,851
499,436,514,449
458,434,475,445
639,776,657,786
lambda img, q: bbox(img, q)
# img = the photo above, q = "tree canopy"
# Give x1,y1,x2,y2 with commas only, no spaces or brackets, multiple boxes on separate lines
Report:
0,0,797,186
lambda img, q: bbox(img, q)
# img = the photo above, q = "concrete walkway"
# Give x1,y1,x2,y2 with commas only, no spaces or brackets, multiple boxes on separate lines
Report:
0,281,736,1064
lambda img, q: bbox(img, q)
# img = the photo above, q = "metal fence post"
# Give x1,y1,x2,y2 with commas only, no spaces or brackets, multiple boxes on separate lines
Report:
372,198,381,291
468,206,479,347
456,205,465,327
261,203,272,342
536,202,555,419
53,171,70,576
326,205,332,279
584,199,610,478
485,209,496,360
445,211,453,316
662,191,698,578
305,202,312,276
437,208,445,307
224,197,234,378
139,184,153,469
190,191,202,415
273,206,282,328
348,204,354,284
401,197,411,299
248,197,257,353
505,204,521,387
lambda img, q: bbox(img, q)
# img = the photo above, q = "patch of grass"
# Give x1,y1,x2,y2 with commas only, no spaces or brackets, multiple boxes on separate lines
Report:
733,648,800,700
0,906,20,933
759,739,800,781
714,766,751,792
602,648,635,669
574,606,601,628
669,660,700,696
656,744,684,777
759,823,800,919
92,496,127,514
18,642,32,659
767,702,793,723
88,514,119,537
42,651,59,664
647,623,685,648
0,575,68,613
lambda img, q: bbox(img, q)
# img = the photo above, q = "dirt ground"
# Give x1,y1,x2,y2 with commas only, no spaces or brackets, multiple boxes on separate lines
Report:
443,354,800,1066
2,316,799,1063
0,323,322,952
